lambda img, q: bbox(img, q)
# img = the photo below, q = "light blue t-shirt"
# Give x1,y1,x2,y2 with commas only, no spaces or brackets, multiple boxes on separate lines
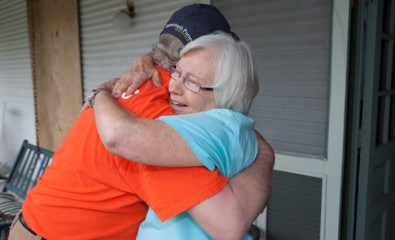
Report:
137,109,258,240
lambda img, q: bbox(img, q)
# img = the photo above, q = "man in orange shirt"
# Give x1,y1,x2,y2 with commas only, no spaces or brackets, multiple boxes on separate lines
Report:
16,66,230,239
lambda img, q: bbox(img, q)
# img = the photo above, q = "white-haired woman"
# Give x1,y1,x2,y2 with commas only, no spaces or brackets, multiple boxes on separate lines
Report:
93,32,269,240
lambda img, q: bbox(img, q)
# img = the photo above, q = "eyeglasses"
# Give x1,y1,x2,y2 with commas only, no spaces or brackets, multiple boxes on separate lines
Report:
169,66,214,93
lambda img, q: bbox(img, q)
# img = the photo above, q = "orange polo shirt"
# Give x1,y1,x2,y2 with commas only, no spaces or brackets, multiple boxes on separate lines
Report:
22,66,227,239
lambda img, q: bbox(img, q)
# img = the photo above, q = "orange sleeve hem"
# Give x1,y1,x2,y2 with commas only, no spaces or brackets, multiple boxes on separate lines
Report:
155,176,228,222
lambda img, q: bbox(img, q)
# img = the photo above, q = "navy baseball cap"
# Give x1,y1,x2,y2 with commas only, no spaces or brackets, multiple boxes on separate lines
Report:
160,4,239,45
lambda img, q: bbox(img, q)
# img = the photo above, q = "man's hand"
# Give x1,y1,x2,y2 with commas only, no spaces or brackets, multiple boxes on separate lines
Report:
112,53,162,98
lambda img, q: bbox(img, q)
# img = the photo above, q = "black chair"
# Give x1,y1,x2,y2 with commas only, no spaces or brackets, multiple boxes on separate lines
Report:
0,140,53,238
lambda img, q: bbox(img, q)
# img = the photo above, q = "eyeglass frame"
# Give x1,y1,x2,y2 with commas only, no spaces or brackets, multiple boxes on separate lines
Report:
169,66,214,93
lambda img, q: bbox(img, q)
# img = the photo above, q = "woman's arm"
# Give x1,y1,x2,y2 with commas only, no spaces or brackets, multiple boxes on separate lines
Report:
92,81,202,167
188,132,275,239
93,83,275,238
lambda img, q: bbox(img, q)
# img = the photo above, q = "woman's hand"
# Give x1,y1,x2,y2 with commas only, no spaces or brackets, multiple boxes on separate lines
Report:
96,77,119,92
80,77,119,113
112,53,162,98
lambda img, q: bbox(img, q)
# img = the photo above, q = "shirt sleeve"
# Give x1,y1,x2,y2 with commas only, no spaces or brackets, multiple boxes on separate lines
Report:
120,162,228,221
158,109,258,177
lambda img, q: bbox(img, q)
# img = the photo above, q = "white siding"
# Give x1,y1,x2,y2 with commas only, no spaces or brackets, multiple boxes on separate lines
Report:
214,0,331,157
0,0,36,168
212,1,336,239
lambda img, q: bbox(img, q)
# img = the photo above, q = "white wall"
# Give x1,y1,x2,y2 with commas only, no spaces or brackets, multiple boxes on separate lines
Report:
0,0,36,170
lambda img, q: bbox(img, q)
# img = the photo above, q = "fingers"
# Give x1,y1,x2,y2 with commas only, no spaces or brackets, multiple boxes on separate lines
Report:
123,72,147,97
113,70,133,98
96,78,119,93
150,69,162,87
113,70,147,98
112,52,164,98
80,102,90,114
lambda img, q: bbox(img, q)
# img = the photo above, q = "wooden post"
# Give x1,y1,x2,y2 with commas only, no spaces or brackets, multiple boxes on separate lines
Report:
27,0,82,150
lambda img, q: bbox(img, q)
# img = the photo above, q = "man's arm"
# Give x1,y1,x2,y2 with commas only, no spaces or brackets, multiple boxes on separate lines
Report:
187,132,274,239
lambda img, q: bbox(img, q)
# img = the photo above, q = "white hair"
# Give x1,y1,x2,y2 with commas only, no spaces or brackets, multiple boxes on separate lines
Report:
180,32,259,115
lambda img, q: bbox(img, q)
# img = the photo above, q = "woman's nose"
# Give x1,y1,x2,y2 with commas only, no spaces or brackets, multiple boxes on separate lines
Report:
169,77,183,94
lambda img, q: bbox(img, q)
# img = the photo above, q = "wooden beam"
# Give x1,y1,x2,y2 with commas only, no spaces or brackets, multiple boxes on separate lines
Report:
27,0,82,150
